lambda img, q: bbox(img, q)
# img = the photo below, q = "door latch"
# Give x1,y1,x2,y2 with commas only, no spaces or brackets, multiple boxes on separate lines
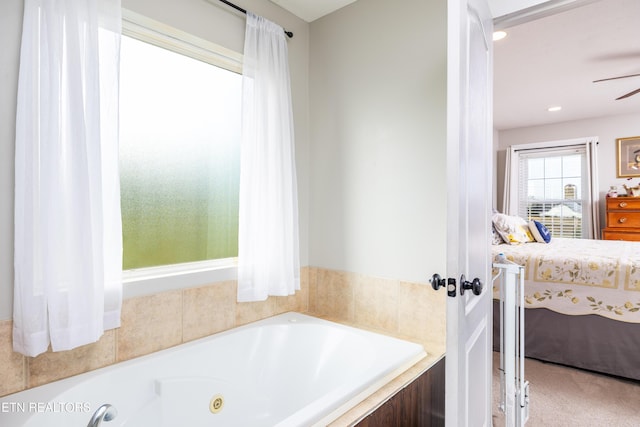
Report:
430,274,483,297
430,274,457,297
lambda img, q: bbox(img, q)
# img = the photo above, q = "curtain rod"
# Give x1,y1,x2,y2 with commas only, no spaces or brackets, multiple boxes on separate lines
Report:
217,0,294,38
513,143,591,153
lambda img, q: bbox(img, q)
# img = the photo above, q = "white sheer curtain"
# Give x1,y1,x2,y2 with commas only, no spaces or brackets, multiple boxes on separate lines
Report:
585,140,600,239
14,0,122,357
502,147,514,215
237,12,300,302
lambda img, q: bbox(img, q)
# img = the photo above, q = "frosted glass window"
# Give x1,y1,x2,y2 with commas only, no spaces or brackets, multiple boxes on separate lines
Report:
120,35,241,270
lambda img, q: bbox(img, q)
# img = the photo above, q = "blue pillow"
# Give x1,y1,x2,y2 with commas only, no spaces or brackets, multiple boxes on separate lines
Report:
529,220,551,243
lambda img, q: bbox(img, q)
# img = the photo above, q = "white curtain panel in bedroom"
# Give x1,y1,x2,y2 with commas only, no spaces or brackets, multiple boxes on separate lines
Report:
14,0,122,357
502,147,513,215
237,12,300,302
586,139,600,239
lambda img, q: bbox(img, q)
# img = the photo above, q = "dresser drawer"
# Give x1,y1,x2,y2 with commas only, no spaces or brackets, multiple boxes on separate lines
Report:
606,197,640,210
606,212,640,228
602,229,640,241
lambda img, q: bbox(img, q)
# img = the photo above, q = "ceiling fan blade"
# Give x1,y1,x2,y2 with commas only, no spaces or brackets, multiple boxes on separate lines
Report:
593,73,640,83
616,87,640,100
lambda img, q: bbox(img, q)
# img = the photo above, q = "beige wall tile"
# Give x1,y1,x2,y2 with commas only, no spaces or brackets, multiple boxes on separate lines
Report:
0,320,25,397
275,292,304,314
235,297,278,326
313,269,355,322
354,275,399,332
183,281,236,342
276,267,310,313
1,270,317,395
307,267,318,313
28,330,116,388
1,267,446,397
398,281,446,348
117,291,182,362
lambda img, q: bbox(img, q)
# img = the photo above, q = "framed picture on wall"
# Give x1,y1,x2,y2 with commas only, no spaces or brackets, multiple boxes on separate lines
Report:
617,136,640,178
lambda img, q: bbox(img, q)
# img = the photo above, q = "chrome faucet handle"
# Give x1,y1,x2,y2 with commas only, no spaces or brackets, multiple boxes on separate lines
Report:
87,404,117,427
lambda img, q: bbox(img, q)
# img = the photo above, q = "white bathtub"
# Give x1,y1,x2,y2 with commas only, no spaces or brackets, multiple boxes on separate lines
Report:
0,312,426,427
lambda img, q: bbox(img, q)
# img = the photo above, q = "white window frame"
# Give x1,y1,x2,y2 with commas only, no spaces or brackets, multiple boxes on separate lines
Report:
120,10,243,298
504,137,600,239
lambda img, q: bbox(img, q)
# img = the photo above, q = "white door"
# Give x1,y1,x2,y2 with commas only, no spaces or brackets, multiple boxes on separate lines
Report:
445,0,493,425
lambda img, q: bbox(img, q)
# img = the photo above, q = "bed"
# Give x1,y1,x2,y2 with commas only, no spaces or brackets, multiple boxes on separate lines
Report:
491,237,640,381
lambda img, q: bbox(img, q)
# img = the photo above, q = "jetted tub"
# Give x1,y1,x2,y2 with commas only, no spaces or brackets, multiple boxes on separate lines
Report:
0,312,426,427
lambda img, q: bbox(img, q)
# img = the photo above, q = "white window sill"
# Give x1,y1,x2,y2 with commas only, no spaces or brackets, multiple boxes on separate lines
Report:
122,258,238,299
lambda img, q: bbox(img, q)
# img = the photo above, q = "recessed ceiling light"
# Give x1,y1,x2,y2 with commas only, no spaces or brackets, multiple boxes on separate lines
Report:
493,31,507,41
548,106,562,112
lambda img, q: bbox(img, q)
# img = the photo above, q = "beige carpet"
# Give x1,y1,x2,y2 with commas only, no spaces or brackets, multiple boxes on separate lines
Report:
492,352,640,426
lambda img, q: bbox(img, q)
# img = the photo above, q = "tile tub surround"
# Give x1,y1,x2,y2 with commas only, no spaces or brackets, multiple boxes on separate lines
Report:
309,268,447,351
0,266,445,400
0,272,309,398
0,320,25,397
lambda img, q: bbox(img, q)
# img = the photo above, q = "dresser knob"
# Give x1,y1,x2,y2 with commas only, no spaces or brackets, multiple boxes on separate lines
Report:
619,202,628,208
619,217,627,224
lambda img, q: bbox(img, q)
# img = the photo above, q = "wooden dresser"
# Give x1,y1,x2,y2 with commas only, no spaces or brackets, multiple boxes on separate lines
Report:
602,197,640,241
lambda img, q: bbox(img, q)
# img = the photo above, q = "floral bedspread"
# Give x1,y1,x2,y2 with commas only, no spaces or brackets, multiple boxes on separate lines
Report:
492,238,640,323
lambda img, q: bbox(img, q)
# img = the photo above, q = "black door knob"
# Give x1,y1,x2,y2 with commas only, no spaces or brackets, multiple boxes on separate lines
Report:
460,274,482,296
430,273,446,291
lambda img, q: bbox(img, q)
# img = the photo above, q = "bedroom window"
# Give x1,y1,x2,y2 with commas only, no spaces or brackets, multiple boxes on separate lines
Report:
518,149,585,237
120,14,243,270
505,138,599,239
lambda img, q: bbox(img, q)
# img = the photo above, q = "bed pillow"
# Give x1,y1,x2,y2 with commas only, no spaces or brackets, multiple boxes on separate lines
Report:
492,213,534,244
529,220,552,243
491,224,505,245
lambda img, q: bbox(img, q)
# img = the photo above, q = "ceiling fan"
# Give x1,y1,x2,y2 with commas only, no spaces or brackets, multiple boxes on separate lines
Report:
593,73,640,100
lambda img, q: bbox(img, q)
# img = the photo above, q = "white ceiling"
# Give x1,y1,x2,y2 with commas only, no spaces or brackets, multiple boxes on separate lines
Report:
268,0,357,22
494,0,640,130
271,0,640,131
488,0,548,18
267,0,550,24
